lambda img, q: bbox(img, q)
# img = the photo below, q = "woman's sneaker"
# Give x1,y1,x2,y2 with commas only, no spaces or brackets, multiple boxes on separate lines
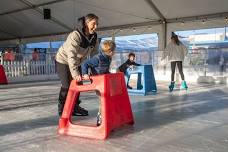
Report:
96,112,102,126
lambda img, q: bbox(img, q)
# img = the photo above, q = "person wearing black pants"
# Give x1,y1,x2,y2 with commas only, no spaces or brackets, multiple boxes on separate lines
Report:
55,14,99,116
162,32,188,92
171,61,185,82
56,63,84,116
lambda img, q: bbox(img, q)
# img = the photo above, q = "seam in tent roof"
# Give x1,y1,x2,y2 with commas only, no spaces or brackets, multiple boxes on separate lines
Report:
0,28,19,38
144,0,166,21
0,0,228,41
75,0,158,21
18,0,72,31
0,0,68,16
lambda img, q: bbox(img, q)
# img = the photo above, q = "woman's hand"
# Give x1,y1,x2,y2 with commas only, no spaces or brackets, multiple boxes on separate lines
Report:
83,74,90,80
74,75,82,82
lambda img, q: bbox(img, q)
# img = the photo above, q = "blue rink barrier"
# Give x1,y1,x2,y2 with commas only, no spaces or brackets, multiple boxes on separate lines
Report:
125,65,157,95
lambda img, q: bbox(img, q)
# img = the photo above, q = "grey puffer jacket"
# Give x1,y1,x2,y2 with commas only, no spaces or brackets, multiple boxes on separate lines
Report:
162,41,188,62
56,28,98,78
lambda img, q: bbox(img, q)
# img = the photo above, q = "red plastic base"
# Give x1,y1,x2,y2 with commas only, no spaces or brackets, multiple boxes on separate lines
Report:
0,65,8,84
58,73,134,139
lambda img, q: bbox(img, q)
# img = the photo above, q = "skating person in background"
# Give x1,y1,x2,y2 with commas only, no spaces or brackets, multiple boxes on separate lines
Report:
161,32,188,92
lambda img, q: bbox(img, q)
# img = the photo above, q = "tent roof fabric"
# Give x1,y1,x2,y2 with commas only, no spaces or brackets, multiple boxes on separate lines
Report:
0,0,228,41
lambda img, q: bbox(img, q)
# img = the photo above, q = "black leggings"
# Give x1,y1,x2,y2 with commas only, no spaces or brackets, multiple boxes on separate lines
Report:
171,61,185,81
56,61,81,107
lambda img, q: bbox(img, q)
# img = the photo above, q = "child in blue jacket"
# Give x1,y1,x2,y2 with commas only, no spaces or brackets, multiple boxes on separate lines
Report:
81,40,116,126
81,40,116,78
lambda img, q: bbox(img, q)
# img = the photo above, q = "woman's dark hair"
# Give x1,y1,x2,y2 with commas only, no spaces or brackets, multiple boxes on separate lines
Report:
78,13,99,31
128,53,135,58
171,34,180,45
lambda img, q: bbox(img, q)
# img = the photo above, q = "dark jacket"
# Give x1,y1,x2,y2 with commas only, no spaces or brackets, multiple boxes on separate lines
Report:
81,51,111,75
118,59,140,73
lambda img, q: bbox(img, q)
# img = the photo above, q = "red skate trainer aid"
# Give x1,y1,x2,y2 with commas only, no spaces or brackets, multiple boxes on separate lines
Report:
58,72,134,139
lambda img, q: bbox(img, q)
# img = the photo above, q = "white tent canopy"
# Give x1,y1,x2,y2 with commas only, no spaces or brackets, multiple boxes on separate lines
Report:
0,0,228,45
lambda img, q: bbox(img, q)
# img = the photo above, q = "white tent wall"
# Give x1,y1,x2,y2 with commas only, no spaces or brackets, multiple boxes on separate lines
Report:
0,39,21,47
0,18,227,51
1,17,227,49
0,25,163,47
20,34,68,44
98,24,163,48
167,18,228,43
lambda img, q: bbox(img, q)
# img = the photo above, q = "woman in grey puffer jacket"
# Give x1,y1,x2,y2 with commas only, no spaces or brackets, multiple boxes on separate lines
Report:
162,32,188,92
55,14,99,116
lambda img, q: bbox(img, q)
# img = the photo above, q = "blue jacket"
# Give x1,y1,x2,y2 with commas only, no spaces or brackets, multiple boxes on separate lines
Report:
81,51,111,75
